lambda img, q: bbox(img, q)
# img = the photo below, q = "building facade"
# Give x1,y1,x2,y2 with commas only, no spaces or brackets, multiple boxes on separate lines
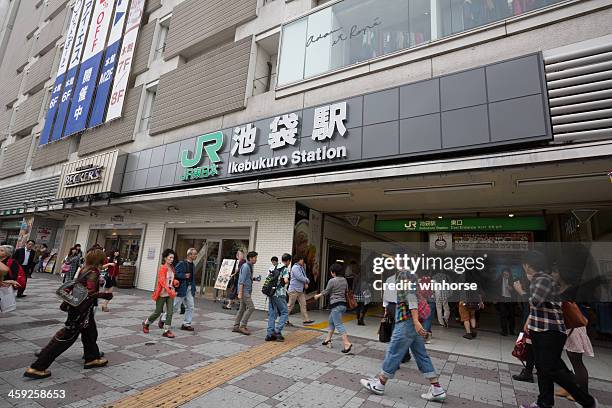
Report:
0,0,611,311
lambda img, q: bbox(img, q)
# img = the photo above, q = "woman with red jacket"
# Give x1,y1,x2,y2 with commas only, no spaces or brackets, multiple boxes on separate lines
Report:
24,249,111,379
142,249,179,338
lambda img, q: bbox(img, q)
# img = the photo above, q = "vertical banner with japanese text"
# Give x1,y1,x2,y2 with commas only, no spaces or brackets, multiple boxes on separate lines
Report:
38,0,84,146
51,0,95,142
64,0,116,136
104,0,144,122
88,0,129,127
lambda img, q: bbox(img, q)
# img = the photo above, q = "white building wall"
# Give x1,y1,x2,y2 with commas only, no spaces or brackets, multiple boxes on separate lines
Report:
64,201,296,310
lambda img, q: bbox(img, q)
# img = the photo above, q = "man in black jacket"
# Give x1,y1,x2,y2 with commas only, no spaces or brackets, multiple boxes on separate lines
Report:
13,239,35,297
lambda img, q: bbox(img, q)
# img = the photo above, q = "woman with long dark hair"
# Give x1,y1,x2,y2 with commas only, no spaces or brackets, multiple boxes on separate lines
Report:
142,249,179,338
24,249,111,379
100,249,122,312
63,246,81,282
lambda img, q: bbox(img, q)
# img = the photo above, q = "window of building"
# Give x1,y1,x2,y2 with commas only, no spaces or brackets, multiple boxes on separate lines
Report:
278,0,564,86
154,15,171,60
139,84,157,132
253,33,279,96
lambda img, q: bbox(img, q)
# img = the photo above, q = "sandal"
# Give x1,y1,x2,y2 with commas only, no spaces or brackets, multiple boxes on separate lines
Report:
341,344,353,354
321,339,332,346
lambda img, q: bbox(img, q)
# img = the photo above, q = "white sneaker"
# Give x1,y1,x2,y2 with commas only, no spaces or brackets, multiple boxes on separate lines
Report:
421,385,446,402
360,378,385,395
425,332,432,344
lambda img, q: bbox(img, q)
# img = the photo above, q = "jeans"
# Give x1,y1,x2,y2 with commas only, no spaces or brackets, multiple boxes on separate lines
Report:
531,330,595,408
267,295,289,336
423,301,436,332
381,319,437,380
148,297,173,329
328,305,347,334
287,291,310,321
167,290,195,326
234,294,255,328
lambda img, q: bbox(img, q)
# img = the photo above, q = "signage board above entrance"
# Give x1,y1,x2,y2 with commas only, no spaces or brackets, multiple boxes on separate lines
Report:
121,53,552,194
375,217,547,232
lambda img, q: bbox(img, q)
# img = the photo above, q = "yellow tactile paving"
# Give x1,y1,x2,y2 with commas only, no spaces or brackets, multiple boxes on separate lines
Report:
106,329,321,408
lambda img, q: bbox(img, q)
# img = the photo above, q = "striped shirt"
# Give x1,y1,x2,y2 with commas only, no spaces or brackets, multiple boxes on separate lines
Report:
528,272,566,333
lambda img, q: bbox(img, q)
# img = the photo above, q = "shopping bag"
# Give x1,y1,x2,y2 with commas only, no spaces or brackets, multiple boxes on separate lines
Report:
378,317,393,343
512,332,531,364
0,286,17,313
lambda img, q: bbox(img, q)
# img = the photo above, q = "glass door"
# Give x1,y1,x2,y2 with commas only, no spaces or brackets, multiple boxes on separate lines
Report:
197,240,221,295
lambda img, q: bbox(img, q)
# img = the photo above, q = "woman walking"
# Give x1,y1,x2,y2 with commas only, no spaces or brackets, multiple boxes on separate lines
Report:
101,250,121,312
63,247,81,282
314,263,352,353
24,249,110,379
142,249,179,338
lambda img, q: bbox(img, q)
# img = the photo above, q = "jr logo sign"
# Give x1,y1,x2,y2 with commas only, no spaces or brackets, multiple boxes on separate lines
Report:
180,131,224,181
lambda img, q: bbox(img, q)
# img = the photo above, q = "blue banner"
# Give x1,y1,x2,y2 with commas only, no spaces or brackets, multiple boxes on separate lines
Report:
39,75,65,145
63,52,104,136
88,40,121,128
50,67,78,142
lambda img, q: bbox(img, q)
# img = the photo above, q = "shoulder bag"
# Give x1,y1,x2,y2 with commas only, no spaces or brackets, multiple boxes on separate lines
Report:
56,269,95,308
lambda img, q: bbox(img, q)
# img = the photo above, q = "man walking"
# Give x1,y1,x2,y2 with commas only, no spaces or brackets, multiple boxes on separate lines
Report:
265,253,291,342
161,248,197,331
13,239,35,297
287,256,314,326
361,267,447,403
232,251,258,335
519,251,596,408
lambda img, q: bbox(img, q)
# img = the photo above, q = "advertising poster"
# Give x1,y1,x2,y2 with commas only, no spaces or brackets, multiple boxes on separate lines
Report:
292,203,322,293
16,216,34,249
36,227,52,244
88,0,129,127
51,0,95,142
214,259,237,290
64,0,116,136
105,0,145,122
39,0,84,145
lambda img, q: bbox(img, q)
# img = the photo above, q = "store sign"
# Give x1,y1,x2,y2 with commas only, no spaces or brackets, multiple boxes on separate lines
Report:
179,102,349,181
375,217,547,232
57,150,124,199
65,164,104,187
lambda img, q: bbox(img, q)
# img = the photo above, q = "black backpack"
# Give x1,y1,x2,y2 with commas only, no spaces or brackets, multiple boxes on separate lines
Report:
262,267,283,297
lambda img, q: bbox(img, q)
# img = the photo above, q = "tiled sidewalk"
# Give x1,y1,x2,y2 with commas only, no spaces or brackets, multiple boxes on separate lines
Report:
1,274,611,408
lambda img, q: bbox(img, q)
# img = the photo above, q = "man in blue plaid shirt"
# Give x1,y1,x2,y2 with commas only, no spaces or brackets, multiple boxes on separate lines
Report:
519,251,596,408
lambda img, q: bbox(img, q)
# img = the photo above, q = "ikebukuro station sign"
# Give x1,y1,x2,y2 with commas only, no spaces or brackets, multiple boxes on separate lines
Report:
121,54,551,193
180,102,349,181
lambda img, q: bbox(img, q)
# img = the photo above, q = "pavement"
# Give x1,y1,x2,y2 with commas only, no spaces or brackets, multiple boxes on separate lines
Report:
1,273,611,408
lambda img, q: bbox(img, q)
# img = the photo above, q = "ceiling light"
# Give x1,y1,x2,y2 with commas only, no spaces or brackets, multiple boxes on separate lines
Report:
437,216,443,219
508,213,515,218
515,173,606,187
384,182,494,195
276,192,352,201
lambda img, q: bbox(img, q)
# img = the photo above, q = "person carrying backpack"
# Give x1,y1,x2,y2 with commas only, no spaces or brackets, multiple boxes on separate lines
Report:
264,254,291,341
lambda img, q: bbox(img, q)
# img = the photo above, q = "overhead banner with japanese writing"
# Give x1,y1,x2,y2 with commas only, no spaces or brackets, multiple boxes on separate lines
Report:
105,0,145,122
64,0,116,136
39,0,84,146
88,0,129,127
51,0,95,142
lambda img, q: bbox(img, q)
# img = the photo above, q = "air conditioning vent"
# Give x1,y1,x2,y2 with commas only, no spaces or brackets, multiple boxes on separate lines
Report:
544,35,612,143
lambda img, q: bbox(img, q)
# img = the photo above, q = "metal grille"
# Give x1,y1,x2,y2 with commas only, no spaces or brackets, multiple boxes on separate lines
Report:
544,34,612,143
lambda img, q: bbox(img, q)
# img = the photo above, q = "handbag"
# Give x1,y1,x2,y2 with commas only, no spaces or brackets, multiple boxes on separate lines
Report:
56,270,94,308
61,262,71,273
562,301,588,329
0,286,17,313
512,332,531,365
346,289,358,310
378,316,393,343
417,297,431,323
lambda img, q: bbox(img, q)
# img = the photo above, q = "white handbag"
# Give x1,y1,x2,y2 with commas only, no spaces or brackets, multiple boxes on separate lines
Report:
0,286,17,313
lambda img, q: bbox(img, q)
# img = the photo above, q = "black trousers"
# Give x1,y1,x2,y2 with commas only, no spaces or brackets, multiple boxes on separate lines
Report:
531,330,594,408
356,302,369,322
495,302,516,334
31,308,101,371
17,273,28,296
